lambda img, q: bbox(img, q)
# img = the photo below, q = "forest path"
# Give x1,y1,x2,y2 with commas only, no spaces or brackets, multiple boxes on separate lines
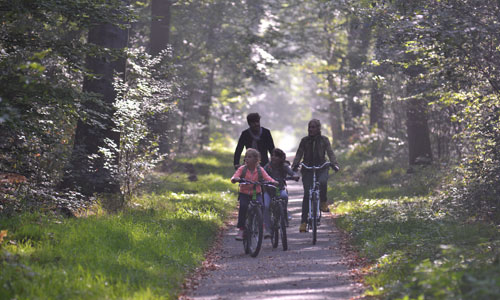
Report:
181,178,363,300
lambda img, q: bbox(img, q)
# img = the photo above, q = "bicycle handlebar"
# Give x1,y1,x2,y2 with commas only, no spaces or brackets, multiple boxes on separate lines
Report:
300,162,332,170
236,179,277,187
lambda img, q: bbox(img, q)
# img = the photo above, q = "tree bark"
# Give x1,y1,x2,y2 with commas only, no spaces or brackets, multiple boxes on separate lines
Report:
199,62,216,150
62,22,128,196
406,97,433,165
405,64,433,166
150,0,172,155
327,74,343,142
344,15,371,137
150,0,171,56
369,64,385,130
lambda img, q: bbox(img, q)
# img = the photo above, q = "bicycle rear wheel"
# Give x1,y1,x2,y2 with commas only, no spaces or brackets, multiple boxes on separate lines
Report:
312,194,318,245
278,202,288,251
246,207,263,257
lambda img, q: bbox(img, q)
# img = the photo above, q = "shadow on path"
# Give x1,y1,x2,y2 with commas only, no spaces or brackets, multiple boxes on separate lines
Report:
181,173,363,300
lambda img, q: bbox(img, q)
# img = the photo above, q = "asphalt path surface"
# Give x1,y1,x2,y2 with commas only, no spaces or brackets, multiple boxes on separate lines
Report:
182,177,363,300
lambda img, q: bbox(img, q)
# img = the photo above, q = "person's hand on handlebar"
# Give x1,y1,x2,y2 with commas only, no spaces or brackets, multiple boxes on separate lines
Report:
231,177,240,183
331,164,340,172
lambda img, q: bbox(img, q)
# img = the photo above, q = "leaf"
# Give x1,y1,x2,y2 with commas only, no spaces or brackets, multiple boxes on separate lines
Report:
0,230,7,244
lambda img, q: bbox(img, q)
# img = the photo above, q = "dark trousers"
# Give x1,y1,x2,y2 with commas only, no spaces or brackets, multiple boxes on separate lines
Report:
301,168,328,223
236,192,263,228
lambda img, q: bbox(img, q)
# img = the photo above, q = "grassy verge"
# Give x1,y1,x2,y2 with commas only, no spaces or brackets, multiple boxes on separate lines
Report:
0,149,237,299
330,148,500,299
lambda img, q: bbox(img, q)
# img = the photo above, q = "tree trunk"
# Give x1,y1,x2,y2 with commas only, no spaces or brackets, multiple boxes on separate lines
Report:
62,22,128,196
327,74,343,142
150,0,171,56
369,64,385,130
405,64,433,167
199,62,216,150
406,97,433,165
344,15,372,137
149,0,172,155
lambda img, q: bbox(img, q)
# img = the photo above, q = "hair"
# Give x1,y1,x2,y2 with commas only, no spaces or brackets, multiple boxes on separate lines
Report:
272,148,286,160
308,119,322,135
244,148,261,162
246,113,261,124
309,119,321,128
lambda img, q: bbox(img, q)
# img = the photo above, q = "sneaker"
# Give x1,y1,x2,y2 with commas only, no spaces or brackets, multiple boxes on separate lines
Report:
235,229,244,241
287,211,292,220
299,222,307,233
264,231,271,239
320,202,330,212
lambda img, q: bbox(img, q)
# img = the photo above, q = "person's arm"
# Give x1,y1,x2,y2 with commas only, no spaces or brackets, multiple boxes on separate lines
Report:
261,168,278,185
291,139,305,171
233,131,246,168
267,129,275,157
324,136,339,170
285,164,300,181
231,166,244,183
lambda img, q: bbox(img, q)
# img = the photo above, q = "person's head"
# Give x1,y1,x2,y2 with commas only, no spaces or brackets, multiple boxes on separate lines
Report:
247,113,261,134
308,119,321,136
244,148,261,168
271,148,286,165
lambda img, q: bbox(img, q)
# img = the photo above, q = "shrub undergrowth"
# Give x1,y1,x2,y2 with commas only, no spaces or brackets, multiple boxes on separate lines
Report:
0,149,236,299
331,141,500,300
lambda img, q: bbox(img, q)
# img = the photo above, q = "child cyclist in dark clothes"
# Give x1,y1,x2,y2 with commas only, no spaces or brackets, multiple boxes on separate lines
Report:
231,148,277,240
263,148,299,236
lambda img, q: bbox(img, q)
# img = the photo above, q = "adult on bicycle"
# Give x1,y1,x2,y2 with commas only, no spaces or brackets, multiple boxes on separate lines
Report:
231,148,278,240
234,113,275,169
263,148,299,237
291,119,340,233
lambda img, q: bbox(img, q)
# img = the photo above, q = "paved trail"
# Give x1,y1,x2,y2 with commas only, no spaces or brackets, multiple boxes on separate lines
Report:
182,179,363,300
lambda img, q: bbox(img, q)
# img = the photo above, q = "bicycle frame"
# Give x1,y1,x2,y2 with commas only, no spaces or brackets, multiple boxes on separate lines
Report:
238,179,276,257
300,162,331,244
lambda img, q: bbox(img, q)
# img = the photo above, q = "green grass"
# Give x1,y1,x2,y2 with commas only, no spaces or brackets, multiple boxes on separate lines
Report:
330,147,500,300
0,149,237,299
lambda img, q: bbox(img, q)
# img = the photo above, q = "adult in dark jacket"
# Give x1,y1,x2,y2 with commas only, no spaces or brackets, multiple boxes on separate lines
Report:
234,113,275,168
292,119,339,233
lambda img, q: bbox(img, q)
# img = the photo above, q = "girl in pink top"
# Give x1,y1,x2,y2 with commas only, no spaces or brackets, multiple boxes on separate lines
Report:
231,148,277,240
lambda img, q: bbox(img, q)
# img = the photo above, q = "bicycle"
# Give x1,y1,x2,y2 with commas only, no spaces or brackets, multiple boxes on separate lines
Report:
300,161,333,245
237,179,275,257
266,184,288,251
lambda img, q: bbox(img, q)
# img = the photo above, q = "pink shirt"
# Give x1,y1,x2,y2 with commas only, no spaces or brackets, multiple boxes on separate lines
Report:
231,165,277,195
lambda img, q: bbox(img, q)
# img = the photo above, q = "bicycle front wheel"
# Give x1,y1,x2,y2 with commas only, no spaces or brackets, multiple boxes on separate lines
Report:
278,202,288,251
270,206,279,249
312,194,318,245
247,206,263,257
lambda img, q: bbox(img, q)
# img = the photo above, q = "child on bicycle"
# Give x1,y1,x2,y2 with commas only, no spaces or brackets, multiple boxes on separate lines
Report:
263,148,299,237
231,148,277,240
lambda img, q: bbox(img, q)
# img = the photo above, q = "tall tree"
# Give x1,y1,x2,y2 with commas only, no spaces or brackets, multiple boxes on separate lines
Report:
149,0,174,156
342,14,372,138
62,15,129,196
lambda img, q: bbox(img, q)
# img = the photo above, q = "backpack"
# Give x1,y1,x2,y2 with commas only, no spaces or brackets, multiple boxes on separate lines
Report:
240,165,264,182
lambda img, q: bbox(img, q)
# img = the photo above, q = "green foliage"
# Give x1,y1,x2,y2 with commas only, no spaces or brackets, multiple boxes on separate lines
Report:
0,150,236,299
111,47,180,198
0,0,135,213
333,142,500,299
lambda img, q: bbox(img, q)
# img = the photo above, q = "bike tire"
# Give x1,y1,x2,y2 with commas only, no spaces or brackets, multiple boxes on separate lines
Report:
243,215,250,254
271,207,279,248
247,207,263,257
278,202,288,251
312,194,318,245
